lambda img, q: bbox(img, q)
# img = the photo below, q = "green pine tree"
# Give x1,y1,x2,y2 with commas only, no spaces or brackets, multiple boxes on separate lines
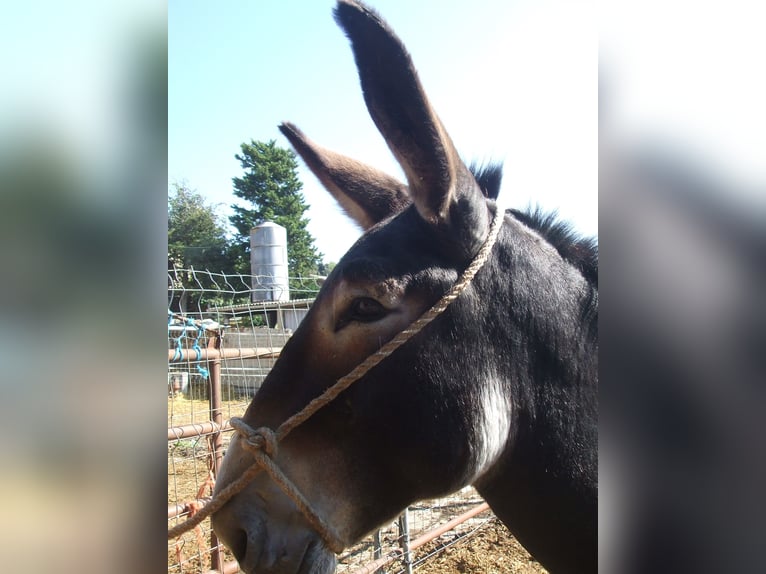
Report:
229,140,323,280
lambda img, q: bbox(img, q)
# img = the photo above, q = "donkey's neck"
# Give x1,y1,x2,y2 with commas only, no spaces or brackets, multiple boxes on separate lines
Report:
475,360,597,574
475,400,597,573
474,217,598,573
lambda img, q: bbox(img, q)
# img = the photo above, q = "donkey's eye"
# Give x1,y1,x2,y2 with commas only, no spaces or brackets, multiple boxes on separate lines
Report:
349,297,387,323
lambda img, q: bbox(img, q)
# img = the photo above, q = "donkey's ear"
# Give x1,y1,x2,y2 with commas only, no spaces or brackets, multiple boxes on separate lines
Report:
279,122,410,231
334,0,489,256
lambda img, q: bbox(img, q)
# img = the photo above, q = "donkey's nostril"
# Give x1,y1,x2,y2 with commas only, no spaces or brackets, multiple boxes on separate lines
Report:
229,528,248,564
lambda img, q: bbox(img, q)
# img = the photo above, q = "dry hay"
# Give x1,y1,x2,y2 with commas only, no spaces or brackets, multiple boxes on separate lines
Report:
413,518,548,573
168,391,251,427
336,490,547,573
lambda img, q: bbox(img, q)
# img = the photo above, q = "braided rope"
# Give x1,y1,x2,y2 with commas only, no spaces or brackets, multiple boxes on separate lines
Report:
167,207,504,548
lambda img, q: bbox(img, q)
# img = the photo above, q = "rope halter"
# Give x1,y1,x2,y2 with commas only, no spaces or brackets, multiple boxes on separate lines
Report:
167,206,505,553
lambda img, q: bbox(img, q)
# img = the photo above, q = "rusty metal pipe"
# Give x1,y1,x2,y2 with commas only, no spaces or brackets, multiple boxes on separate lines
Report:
208,333,225,572
409,501,490,548
168,347,280,362
168,420,232,441
349,502,491,574
209,365,224,475
168,498,212,519
202,559,240,574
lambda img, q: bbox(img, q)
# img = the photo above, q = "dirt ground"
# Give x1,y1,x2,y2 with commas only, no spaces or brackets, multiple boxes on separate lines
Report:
414,519,548,573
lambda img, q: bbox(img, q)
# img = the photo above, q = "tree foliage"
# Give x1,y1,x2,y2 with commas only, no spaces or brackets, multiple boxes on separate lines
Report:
229,140,322,278
168,182,231,273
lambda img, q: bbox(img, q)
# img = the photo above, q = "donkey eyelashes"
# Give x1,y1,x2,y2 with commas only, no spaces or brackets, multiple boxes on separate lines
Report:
350,297,387,322
338,297,389,330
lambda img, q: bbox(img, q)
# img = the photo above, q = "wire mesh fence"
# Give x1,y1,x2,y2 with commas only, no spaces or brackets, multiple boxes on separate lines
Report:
167,268,495,573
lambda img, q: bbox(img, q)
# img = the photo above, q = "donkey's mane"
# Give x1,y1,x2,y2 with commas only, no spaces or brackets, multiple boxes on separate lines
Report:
510,206,598,288
468,162,598,289
469,161,504,201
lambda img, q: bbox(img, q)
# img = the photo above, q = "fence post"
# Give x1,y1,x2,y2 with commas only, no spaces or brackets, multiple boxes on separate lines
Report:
208,330,224,572
372,529,384,574
208,330,224,475
398,509,413,574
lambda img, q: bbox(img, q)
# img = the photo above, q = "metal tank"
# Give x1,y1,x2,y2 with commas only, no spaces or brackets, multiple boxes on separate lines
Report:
250,222,289,302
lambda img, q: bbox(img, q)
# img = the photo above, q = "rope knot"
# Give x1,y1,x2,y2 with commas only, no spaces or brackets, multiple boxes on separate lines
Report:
231,418,278,458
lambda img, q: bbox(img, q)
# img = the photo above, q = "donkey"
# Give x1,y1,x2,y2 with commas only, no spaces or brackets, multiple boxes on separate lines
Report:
211,1,597,573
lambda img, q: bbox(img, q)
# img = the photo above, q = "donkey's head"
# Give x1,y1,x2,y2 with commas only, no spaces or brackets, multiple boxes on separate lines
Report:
213,2,596,573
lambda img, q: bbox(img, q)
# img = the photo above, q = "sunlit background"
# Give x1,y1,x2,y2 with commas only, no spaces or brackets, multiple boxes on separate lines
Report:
169,0,597,264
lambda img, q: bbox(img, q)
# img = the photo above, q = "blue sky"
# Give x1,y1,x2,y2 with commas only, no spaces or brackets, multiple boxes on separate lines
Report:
169,0,598,263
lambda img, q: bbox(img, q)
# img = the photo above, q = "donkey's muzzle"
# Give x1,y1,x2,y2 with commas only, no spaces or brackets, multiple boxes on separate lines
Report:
212,492,336,574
